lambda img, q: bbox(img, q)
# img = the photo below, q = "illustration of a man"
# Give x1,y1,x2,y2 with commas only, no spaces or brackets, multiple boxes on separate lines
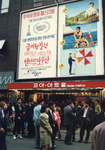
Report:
85,2,99,23
74,27,83,48
68,53,75,75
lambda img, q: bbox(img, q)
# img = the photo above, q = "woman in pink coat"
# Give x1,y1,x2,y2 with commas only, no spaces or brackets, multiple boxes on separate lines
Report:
53,107,62,139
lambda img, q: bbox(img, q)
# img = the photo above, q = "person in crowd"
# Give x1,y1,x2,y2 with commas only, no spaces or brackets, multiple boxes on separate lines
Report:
94,100,101,126
4,103,9,131
48,101,56,150
63,100,74,145
55,101,62,139
91,98,105,150
27,99,35,138
71,103,76,142
0,96,7,150
78,101,94,144
60,100,66,125
23,101,28,135
53,107,61,140
90,101,95,130
76,101,83,127
39,104,53,150
90,102,95,112
13,98,25,140
33,99,44,149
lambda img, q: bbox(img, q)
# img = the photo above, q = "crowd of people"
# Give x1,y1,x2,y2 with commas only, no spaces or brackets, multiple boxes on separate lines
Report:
0,95,104,150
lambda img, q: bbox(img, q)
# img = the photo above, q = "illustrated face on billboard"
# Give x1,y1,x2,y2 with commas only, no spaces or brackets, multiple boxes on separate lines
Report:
58,0,104,77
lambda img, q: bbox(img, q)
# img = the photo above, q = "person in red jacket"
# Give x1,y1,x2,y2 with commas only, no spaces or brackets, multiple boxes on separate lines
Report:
53,107,61,139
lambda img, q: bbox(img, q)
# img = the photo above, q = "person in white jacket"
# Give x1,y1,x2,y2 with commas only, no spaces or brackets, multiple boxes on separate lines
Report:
85,2,99,23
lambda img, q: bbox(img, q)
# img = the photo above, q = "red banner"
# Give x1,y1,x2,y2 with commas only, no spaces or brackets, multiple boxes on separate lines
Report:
8,80,105,89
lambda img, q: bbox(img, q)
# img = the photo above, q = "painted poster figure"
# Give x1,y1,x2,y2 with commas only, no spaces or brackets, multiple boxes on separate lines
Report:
72,53,77,75
85,2,99,23
68,53,75,75
74,27,83,48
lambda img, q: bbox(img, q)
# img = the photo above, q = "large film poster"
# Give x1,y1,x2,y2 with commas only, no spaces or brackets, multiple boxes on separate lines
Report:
58,0,104,77
18,7,57,79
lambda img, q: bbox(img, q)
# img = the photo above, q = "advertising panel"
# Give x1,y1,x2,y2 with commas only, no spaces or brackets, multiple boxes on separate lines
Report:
58,0,104,77
17,6,57,79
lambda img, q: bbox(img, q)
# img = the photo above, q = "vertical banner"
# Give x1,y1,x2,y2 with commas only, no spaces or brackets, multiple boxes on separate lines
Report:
18,6,57,79
58,0,104,77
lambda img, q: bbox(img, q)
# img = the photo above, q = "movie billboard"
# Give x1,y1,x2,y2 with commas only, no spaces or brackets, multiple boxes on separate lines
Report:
17,6,57,79
58,0,104,77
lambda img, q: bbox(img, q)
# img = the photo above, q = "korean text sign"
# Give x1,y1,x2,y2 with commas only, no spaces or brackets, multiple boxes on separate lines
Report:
18,6,57,79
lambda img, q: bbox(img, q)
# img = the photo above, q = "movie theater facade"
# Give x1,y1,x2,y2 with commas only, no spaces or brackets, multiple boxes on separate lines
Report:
2,0,105,105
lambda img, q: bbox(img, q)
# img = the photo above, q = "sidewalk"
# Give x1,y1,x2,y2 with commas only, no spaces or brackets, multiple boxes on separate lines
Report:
57,128,91,142
6,128,91,150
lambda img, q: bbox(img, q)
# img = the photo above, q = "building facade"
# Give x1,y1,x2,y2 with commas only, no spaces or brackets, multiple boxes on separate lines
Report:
0,0,105,106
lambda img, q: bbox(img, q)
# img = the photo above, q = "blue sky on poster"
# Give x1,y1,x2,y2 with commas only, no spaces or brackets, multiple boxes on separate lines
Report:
70,22,97,33
66,0,99,18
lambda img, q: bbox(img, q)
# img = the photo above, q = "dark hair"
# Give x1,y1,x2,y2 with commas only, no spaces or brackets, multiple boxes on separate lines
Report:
95,100,99,103
89,2,94,6
69,53,72,55
37,99,43,104
17,98,21,101
29,98,33,102
55,101,59,106
76,27,80,30
67,100,73,105
0,96,6,102
78,101,81,104
85,101,90,105
41,104,48,113
48,101,54,107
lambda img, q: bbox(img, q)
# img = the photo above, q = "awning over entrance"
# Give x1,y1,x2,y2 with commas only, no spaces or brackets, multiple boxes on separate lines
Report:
0,40,5,49
7,81,105,90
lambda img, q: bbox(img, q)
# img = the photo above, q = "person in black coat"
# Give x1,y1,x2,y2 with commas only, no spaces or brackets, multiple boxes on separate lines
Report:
0,96,7,150
78,101,94,143
68,53,75,75
63,100,74,145
71,104,76,142
13,98,25,140
27,99,35,138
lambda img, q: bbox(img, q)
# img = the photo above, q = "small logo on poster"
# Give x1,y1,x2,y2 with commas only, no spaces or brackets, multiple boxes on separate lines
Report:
26,25,31,36
33,22,50,34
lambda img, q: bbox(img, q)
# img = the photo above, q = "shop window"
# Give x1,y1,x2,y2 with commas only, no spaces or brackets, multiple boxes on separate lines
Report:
33,0,43,7
1,0,10,14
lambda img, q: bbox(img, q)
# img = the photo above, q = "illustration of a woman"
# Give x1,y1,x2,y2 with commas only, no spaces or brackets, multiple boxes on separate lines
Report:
72,53,76,74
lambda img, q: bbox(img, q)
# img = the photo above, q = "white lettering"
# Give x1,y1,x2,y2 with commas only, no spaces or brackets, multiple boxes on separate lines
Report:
0,76,13,85
39,83,44,87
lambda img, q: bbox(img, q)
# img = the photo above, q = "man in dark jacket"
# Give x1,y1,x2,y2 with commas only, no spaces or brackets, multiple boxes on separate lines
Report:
78,101,94,143
27,99,35,138
68,53,75,75
13,98,25,140
63,100,74,145
0,96,7,150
